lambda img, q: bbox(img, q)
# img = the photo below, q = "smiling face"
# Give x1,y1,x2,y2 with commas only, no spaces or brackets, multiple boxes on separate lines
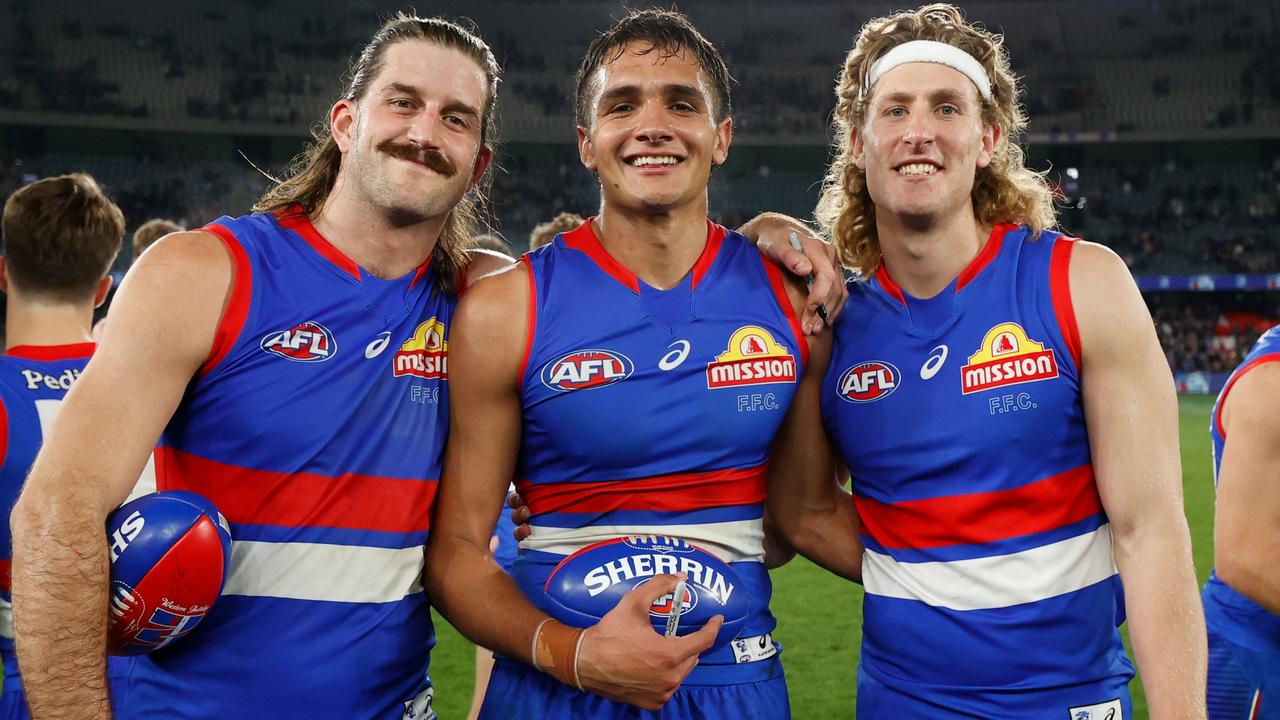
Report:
577,41,732,216
333,40,492,223
853,61,997,227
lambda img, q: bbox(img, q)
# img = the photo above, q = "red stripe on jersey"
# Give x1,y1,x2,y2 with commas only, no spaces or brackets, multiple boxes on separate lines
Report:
0,558,9,595
874,260,907,306
1249,690,1262,720
1050,237,1083,369
955,223,1014,291
5,343,95,361
762,256,809,370
0,397,8,477
199,224,254,377
855,464,1101,550
689,221,727,289
1215,354,1280,439
562,219,641,294
155,447,436,533
517,256,537,391
276,207,361,280
517,465,767,516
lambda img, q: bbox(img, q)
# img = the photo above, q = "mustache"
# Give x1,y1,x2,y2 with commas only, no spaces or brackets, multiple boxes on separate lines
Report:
377,140,457,178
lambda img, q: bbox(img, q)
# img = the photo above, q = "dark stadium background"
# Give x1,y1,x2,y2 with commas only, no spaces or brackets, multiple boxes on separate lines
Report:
1,0,1275,715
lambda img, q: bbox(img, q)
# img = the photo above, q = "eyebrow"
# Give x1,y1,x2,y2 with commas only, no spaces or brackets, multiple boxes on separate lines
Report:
596,83,707,109
382,82,481,117
877,87,972,106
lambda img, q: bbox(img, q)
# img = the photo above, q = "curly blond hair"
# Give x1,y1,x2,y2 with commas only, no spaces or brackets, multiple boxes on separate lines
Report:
815,3,1055,274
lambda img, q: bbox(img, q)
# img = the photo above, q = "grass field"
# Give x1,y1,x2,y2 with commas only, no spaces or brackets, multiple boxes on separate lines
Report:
428,395,1221,718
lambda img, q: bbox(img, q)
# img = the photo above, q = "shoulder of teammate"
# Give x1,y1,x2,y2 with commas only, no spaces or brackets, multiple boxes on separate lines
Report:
451,260,530,388
1066,239,1154,367
1221,359,1280,437
463,247,516,289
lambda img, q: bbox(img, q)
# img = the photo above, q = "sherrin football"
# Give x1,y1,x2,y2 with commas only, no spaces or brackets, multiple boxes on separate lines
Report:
543,535,748,652
105,490,233,655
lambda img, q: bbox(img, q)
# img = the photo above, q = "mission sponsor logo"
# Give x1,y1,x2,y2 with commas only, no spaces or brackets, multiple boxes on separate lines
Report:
260,321,336,362
961,322,1059,394
706,326,796,389
541,349,634,392
393,317,448,379
836,361,901,403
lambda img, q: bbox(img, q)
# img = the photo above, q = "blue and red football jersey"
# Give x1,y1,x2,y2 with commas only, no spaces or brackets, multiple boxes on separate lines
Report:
1204,324,1280,719
0,343,133,715
822,225,1134,717
512,220,806,685
122,208,452,719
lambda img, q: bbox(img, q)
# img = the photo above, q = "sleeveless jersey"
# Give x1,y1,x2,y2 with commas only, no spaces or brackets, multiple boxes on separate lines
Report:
821,225,1134,709
0,344,133,712
124,209,452,719
514,220,805,683
1204,324,1280,654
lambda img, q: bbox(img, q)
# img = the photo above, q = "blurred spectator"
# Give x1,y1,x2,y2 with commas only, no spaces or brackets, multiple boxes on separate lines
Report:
131,218,184,261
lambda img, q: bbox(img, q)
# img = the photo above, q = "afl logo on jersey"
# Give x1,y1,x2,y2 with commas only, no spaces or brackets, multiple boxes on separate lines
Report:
541,350,634,392
705,326,797,389
393,317,448,379
837,361,901,403
961,322,1059,394
260,321,336,362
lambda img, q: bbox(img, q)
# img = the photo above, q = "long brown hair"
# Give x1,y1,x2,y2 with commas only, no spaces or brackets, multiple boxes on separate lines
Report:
815,4,1055,274
255,13,500,292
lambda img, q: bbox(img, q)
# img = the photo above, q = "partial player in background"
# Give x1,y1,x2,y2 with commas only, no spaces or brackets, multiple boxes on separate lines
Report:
769,4,1206,718
1204,323,1280,720
528,212,584,251
469,232,513,256
427,10,830,717
0,173,130,717
130,218,184,263
10,15,507,719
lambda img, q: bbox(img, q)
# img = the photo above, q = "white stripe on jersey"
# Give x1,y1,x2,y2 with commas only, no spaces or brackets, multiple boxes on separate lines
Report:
222,541,424,603
863,523,1118,611
0,598,11,640
521,518,764,563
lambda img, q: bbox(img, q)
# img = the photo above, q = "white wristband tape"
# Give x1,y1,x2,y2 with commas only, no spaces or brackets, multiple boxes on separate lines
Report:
530,618,551,671
864,40,992,100
571,629,587,692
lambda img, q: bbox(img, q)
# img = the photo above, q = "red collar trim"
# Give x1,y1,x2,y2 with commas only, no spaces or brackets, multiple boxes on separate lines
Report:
874,222,1018,305
409,253,434,289
6,342,95,360
561,218,726,294
275,206,362,280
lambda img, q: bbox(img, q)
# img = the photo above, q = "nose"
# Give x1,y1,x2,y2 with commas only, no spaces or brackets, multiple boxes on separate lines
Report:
633,100,674,145
901,107,935,149
404,112,444,149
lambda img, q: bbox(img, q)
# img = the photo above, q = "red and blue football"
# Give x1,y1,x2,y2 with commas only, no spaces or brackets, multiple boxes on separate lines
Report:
543,535,748,652
105,490,233,655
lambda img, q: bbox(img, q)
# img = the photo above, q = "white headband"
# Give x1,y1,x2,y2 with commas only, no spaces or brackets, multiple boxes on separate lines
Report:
863,40,992,101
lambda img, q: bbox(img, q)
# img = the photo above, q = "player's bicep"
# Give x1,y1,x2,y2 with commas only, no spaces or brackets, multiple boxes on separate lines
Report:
1214,364,1280,563
29,232,233,515
436,266,530,548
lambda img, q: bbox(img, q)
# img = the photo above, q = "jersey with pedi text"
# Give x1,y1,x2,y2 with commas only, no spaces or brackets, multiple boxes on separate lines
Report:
1204,323,1280,654
515,220,806,684
125,208,451,719
822,224,1134,713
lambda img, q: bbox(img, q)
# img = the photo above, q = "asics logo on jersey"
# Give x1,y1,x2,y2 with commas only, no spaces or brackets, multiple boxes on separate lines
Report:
393,318,448,379
961,322,1059,394
260,321,336,362
365,331,392,359
658,340,691,371
837,361,901,403
706,326,796,389
920,345,949,380
541,349,634,392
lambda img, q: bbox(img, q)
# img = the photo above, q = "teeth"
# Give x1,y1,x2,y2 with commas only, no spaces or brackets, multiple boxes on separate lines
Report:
630,156,681,167
898,163,939,176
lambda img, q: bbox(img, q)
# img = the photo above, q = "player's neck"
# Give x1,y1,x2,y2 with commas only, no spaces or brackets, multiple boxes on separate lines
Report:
594,198,709,291
876,207,991,299
309,186,447,280
3,295,94,351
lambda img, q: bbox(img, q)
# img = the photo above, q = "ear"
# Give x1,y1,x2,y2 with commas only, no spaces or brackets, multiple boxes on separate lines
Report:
331,99,357,154
712,116,733,167
851,127,867,171
92,275,113,309
577,125,597,173
976,121,999,169
0,257,9,295
467,146,493,191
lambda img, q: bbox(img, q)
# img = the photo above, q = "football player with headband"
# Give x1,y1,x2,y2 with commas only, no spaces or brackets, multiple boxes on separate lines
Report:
767,4,1207,719
426,9,842,718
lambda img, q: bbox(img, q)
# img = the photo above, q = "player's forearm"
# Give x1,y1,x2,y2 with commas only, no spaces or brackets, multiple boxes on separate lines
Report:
785,501,862,583
11,484,113,719
1113,516,1207,720
425,535,549,664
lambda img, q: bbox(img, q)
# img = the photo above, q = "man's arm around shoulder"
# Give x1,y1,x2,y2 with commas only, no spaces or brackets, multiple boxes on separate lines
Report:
11,231,234,719
1072,241,1206,720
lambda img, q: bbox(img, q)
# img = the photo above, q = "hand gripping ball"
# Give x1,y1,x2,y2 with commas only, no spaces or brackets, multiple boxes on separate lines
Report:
105,490,233,655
